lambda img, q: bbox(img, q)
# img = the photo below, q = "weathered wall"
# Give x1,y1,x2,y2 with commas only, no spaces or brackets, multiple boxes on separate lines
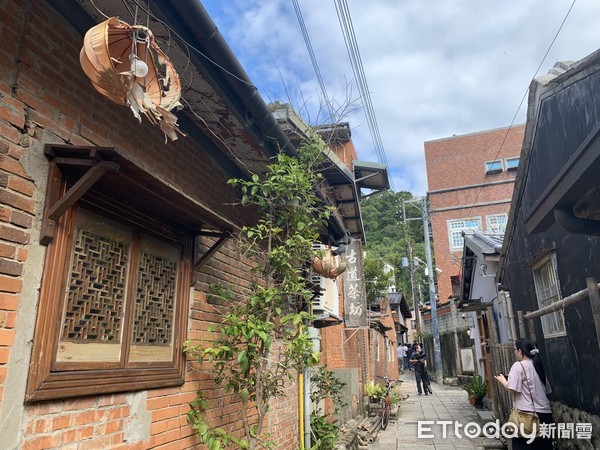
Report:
503,57,600,421
0,1,299,449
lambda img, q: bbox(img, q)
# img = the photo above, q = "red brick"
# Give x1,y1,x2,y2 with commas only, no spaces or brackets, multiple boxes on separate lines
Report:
16,247,27,262
0,120,21,145
97,394,126,407
62,396,97,411
0,275,22,293
0,186,34,216
72,410,105,426
0,347,9,363
0,328,15,346
0,105,25,129
5,311,16,328
146,396,170,411
0,224,29,244
22,435,60,450
10,209,33,228
0,154,28,178
8,177,35,197
79,436,113,450
107,406,130,420
0,206,10,223
154,405,180,421
51,414,71,430
0,258,23,276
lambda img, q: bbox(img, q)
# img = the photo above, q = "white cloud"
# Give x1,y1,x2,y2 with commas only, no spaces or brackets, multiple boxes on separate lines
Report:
201,0,600,195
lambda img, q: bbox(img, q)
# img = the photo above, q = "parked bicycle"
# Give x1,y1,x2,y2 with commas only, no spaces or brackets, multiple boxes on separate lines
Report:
376,375,401,430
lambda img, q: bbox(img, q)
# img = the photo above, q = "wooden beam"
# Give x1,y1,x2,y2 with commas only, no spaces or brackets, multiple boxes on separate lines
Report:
192,232,232,272
39,163,61,245
517,310,525,339
47,161,119,221
586,277,600,352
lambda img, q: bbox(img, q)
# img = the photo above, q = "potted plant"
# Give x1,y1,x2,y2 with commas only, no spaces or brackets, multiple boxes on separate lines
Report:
364,380,386,403
462,375,487,409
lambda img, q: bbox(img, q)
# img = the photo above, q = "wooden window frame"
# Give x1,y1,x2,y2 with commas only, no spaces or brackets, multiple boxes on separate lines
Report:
26,169,193,402
532,253,567,338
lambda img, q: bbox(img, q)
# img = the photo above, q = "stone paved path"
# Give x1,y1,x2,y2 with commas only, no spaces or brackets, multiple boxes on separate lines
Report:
368,370,501,449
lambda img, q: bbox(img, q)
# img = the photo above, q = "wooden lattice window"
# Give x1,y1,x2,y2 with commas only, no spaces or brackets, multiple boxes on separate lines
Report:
27,169,193,401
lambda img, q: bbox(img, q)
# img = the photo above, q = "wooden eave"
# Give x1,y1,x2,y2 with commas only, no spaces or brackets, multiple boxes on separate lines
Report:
42,144,236,243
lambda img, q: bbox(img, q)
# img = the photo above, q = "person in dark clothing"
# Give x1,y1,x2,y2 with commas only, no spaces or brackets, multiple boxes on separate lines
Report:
405,343,415,372
409,344,432,395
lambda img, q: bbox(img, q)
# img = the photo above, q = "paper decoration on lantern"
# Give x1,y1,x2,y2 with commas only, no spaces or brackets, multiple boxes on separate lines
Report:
79,17,184,141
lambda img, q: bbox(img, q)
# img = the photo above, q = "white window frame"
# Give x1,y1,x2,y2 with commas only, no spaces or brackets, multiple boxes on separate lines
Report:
532,253,566,338
486,214,508,232
485,159,503,173
448,217,482,251
505,157,519,170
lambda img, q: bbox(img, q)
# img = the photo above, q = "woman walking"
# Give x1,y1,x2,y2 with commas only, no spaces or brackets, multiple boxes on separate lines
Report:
494,339,553,449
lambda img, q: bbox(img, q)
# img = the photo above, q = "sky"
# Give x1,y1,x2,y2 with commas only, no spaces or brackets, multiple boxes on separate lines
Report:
200,0,600,195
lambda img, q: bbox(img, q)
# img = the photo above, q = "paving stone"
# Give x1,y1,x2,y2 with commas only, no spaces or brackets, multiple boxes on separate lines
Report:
368,371,490,450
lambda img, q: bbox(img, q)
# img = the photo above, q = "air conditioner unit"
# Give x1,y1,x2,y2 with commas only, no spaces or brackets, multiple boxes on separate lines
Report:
310,243,341,318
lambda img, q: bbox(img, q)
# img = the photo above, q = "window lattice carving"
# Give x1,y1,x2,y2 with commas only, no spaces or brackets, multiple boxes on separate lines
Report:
132,252,177,345
62,229,129,342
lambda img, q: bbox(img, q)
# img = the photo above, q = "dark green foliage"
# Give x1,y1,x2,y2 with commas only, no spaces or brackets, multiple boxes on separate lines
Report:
361,191,430,306
309,366,347,449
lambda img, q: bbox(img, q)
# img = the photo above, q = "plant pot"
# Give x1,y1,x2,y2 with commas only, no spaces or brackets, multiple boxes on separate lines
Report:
474,397,484,409
468,395,476,406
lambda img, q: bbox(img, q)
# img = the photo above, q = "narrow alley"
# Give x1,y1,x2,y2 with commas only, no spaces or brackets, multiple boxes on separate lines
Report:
369,371,505,449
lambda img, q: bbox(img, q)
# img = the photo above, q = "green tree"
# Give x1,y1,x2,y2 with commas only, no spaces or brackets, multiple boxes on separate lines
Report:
363,257,391,307
360,191,430,307
185,133,330,450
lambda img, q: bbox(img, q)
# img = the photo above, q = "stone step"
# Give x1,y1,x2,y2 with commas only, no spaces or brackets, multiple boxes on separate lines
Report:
476,409,496,426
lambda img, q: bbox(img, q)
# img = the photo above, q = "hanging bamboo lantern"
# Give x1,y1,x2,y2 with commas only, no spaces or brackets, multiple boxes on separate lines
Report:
311,249,347,279
79,17,184,141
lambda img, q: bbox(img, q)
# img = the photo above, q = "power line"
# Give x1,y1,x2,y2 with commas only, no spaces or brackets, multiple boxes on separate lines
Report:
464,0,577,220
291,0,335,122
333,0,395,191
438,0,578,269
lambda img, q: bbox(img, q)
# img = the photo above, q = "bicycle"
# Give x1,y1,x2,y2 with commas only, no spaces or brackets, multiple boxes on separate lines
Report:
376,375,401,430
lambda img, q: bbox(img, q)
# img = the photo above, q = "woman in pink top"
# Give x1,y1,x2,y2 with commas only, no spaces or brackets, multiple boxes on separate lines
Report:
494,339,553,449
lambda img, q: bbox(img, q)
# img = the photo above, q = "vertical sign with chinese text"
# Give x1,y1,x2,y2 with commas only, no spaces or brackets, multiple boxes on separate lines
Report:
343,239,368,327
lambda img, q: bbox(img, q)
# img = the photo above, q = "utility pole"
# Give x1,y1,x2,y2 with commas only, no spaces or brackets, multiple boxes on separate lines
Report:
422,196,443,383
401,199,420,342
407,242,419,330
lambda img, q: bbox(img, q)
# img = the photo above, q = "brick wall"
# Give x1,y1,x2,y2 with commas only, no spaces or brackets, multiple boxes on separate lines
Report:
0,1,300,449
424,125,525,302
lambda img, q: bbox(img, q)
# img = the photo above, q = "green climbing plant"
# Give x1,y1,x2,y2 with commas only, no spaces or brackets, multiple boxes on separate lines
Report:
185,133,333,450
309,366,347,450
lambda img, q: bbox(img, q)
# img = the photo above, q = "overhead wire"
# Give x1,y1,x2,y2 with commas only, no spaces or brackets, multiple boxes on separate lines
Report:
437,0,578,269
333,0,394,192
464,0,578,220
291,0,336,122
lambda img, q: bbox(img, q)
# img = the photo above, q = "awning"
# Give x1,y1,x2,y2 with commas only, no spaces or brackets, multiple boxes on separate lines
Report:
458,297,490,312
43,144,236,236
353,160,389,191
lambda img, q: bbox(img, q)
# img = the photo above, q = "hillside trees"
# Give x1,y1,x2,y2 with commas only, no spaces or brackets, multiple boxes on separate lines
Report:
361,190,430,306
